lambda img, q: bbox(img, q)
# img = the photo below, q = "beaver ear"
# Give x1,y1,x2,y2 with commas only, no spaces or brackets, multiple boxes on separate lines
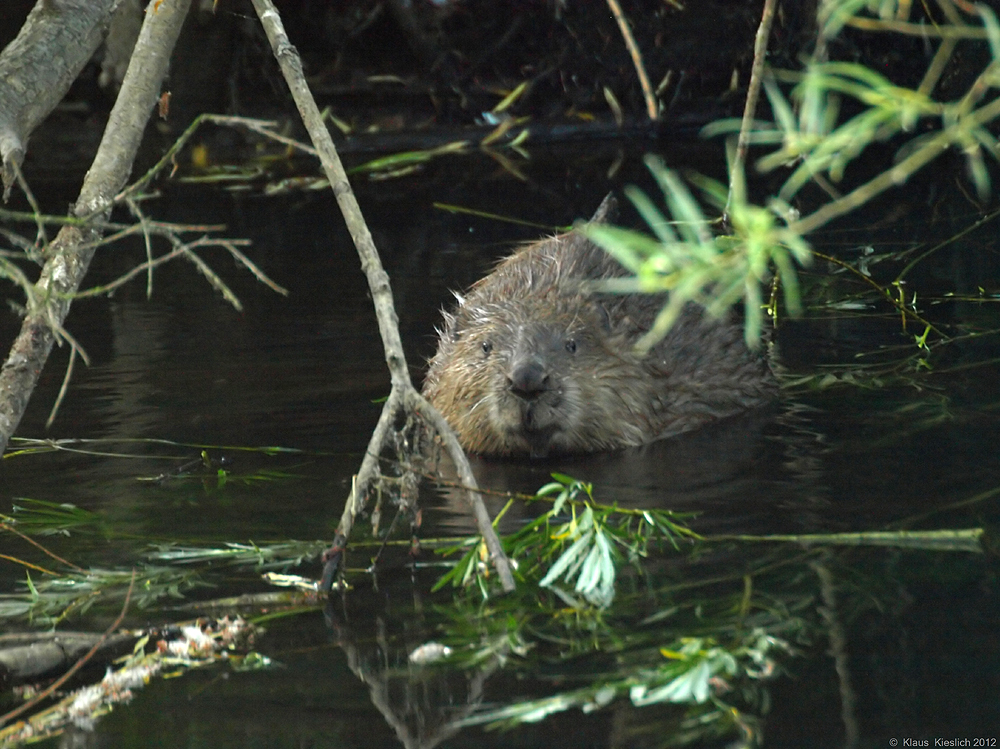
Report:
588,193,618,225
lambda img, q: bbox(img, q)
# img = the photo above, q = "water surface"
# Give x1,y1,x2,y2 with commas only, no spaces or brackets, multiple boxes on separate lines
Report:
3,143,999,747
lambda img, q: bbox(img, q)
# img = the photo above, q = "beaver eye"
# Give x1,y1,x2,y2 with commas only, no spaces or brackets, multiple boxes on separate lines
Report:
565,338,577,354
481,340,493,356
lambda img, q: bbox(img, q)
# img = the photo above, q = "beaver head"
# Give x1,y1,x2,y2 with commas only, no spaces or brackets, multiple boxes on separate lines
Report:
422,196,776,458
423,225,658,458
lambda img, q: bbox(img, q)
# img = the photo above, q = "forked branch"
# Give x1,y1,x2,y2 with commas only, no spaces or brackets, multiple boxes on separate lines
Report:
249,0,515,593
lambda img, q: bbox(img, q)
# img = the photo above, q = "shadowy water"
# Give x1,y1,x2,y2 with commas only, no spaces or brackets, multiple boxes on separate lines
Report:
3,140,1000,747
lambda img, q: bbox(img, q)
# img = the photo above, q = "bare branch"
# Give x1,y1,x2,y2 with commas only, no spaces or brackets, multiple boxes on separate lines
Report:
0,0,192,454
179,241,243,311
46,345,77,430
125,196,156,297
250,0,516,592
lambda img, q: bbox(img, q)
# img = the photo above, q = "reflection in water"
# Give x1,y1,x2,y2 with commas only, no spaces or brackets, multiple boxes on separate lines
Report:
90,300,171,437
325,598,497,749
426,402,834,539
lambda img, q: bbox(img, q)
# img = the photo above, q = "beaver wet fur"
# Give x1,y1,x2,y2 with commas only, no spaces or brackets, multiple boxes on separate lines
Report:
422,195,777,458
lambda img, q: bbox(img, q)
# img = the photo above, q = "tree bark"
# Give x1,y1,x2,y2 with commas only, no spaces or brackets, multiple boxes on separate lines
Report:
0,0,192,454
0,0,120,200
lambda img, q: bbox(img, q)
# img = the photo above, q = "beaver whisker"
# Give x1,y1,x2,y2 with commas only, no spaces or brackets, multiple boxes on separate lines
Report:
467,393,493,416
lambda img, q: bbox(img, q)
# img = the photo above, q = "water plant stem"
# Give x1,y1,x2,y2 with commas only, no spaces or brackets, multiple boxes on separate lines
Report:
605,0,657,120
726,0,778,215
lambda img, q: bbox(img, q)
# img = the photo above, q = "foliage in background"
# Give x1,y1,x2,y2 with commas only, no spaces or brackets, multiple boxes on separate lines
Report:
588,0,1000,354
583,153,809,349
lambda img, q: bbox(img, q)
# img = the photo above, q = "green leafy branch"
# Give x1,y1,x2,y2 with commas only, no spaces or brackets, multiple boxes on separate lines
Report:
434,474,697,607
453,628,786,735
0,566,208,626
583,154,810,350
584,2,1000,353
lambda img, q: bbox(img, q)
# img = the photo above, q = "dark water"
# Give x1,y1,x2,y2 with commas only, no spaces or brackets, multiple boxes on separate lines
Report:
3,141,1000,748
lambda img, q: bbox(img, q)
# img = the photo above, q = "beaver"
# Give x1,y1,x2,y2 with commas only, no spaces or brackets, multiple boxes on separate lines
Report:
422,195,777,458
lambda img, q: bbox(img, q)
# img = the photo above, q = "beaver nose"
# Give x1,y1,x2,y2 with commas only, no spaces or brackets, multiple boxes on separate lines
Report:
508,360,549,400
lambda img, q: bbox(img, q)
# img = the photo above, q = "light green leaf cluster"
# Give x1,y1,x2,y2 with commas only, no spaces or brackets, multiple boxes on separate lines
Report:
434,474,696,606
454,628,787,731
630,638,739,706
584,154,810,350
539,506,617,608
585,2,1000,349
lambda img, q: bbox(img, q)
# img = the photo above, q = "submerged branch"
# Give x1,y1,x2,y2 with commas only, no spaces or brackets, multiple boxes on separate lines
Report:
709,528,984,553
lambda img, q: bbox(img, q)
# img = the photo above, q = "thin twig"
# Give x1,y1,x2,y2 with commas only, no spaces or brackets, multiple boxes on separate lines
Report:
44,310,90,365
843,15,984,38
217,239,289,295
10,160,47,252
896,205,1000,282
73,247,185,298
0,553,59,576
114,113,309,207
125,196,156,298
228,116,318,157
0,206,227,234
45,320,90,368
605,0,657,120
45,345,76,430
0,256,38,304
0,522,85,572
179,242,243,311
811,250,944,338
726,0,777,215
